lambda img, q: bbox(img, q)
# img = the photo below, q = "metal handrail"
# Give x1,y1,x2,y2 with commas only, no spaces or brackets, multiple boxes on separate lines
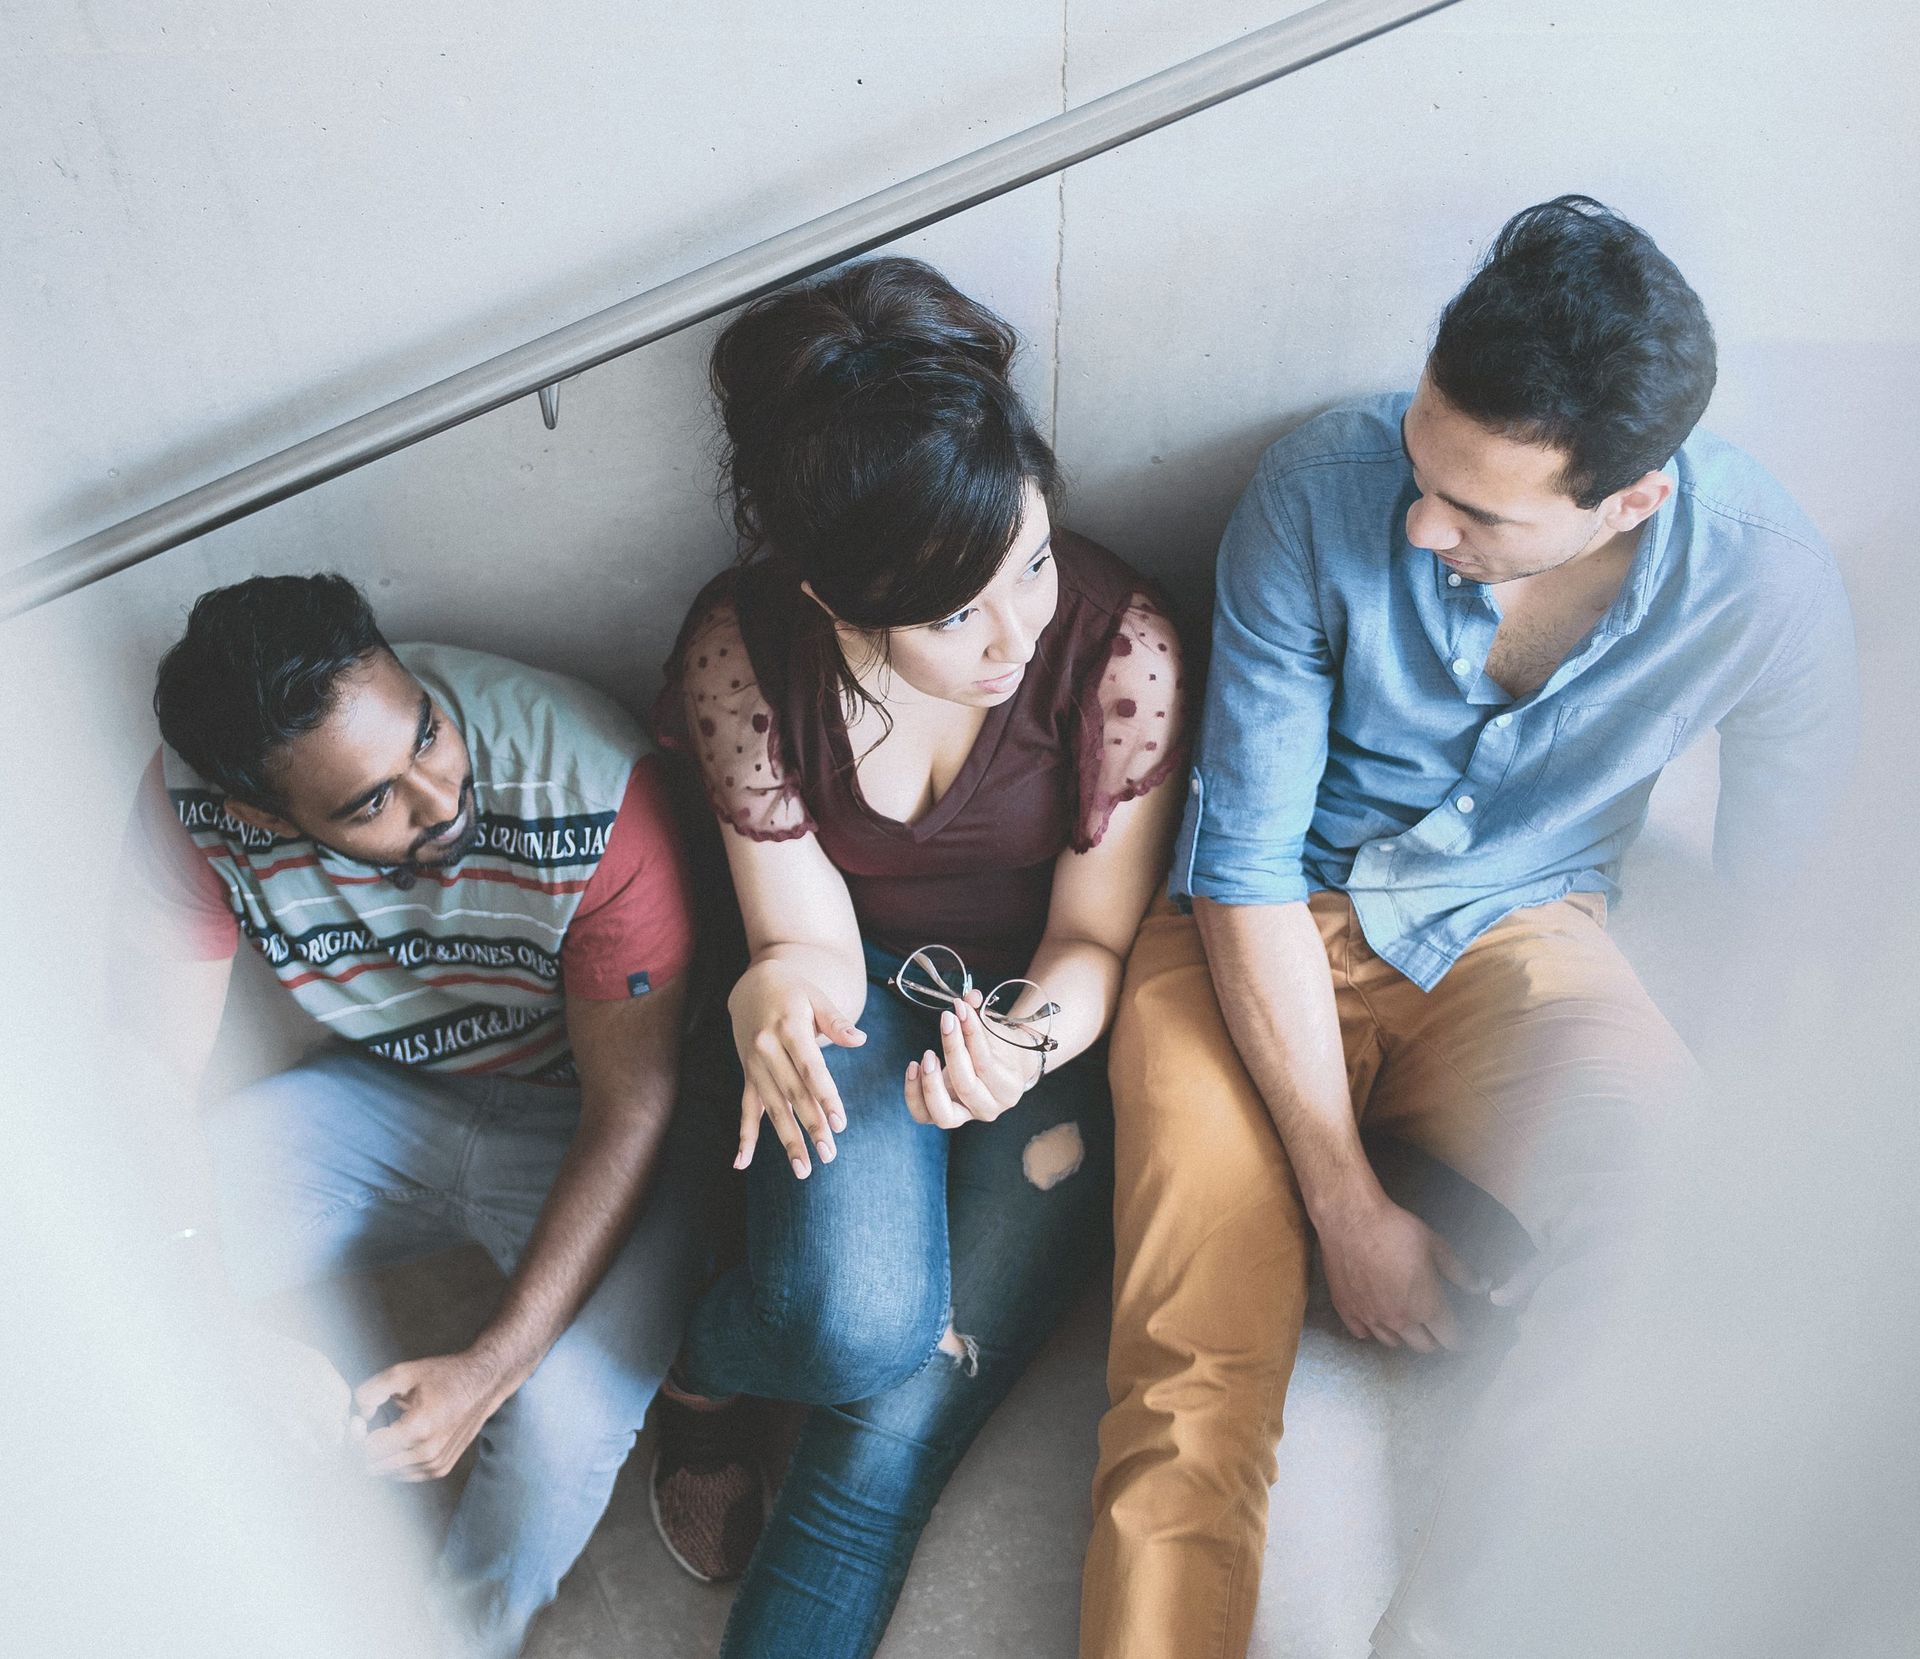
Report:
4,0,1462,618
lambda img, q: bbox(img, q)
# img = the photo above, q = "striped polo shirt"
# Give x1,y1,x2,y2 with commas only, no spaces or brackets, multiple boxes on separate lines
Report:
133,643,692,1083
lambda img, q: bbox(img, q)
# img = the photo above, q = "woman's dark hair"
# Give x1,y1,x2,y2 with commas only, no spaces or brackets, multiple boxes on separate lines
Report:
710,256,1058,720
1429,195,1717,509
153,572,389,809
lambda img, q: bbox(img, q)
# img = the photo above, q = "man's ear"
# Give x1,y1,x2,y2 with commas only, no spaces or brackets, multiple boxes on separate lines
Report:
223,797,301,839
1600,470,1673,536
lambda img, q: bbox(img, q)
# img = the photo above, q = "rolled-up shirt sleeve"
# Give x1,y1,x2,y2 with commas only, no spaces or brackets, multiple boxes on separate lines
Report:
1170,463,1335,909
117,750,241,960
560,756,696,999
1712,556,1859,887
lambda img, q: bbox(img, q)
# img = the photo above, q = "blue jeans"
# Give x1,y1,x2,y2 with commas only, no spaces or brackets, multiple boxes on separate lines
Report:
679,943,1115,1659
207,1046,702,1659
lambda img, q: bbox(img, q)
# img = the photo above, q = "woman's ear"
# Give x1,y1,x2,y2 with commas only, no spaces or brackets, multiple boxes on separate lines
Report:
802,578,889,679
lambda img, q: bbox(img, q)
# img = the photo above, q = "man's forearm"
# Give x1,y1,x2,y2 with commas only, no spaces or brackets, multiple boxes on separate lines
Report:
468,1101,672,1392
1193,897,1382,1229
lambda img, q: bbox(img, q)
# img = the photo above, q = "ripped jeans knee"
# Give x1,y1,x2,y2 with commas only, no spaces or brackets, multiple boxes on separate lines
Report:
936,1323,981,1377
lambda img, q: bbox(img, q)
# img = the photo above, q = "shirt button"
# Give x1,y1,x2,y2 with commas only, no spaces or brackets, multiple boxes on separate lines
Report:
1456,795,1476,813
1446,572,1463,587
1451,657,1471,676
1493,713,1513,728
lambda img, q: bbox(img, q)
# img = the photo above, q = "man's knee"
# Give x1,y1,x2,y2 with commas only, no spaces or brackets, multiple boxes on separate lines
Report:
1110,966,1296,1223
202,1071,336,1298
494,1347,650,1467
204,1050,384,1202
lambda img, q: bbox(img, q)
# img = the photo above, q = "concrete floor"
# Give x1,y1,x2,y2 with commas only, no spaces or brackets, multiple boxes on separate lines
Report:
526,1279,1118,1659
358,1241,1486,1659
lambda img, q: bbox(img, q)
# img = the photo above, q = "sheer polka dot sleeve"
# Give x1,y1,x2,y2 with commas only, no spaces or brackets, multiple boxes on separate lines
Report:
1074,590,1187,852
660,598,815,842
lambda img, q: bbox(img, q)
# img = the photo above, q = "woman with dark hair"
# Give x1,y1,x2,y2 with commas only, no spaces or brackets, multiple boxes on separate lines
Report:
651,256,1186,1656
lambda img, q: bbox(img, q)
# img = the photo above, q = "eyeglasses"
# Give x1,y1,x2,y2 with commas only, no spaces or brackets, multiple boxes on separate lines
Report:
887,945,1060,1054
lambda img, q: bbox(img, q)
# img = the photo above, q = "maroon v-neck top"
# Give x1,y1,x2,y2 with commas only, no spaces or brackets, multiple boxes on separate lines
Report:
657,530,1186,979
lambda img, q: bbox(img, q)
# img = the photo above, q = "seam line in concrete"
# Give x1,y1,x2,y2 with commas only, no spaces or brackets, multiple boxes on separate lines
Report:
1049,0,1069,448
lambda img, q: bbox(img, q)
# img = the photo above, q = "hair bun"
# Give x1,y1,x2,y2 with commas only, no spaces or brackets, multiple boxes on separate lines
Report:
814,257,1017,380
814,333,945,389
713,257,1019,439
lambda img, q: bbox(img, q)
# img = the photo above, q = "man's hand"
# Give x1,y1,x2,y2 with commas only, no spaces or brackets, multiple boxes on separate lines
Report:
1319,1194,1489,1353
352,1349,515,1482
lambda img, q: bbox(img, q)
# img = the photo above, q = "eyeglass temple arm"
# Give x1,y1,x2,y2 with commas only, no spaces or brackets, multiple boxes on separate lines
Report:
896,964,972,1000
990,1000,1061,1026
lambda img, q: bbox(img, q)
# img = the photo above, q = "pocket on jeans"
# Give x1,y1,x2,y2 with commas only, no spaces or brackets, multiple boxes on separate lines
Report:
1517,700,1687,833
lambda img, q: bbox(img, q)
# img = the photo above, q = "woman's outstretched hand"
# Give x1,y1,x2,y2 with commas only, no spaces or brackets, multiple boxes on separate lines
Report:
729,961,865,1178
905,990,1040,1129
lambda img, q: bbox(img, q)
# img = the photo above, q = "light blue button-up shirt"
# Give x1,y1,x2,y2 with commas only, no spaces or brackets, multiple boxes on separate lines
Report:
1171,393,1858,990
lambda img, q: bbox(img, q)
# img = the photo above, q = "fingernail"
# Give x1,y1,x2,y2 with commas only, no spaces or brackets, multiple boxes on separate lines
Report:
907,1061,919,1080
924,1050,940,1072
955,1000,970,1021
830,1111,847,1132
817,1141,835,1162
941,1011,956,1034
791,1158,809,1179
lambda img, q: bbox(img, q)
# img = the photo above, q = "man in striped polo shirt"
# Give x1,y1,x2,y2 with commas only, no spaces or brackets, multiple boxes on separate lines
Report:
121,573,702,1657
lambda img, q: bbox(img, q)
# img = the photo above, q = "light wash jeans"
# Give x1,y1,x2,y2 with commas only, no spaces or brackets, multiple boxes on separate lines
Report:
679,942,1116,1659
207,1045,702,1659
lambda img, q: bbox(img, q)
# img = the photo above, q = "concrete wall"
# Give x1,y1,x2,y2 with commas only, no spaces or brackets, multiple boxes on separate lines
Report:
8,0,1912,1069
0,0,1911,1076
7,0,1912,1075
11,0,1915,686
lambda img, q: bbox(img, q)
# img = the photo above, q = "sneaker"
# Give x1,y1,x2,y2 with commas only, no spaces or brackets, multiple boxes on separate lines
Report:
648,1384,767,1583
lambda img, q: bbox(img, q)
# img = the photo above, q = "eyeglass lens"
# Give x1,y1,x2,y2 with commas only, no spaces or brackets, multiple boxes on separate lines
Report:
899,946,968,1006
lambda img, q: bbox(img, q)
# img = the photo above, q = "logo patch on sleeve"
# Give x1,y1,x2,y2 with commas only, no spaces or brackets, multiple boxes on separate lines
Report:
626,971,652,998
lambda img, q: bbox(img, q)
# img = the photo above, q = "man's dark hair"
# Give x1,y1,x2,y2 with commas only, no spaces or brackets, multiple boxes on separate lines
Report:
153,573,388,809
1429,194,1717,509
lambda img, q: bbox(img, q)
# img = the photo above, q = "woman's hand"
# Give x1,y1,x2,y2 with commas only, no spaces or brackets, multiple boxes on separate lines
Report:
905,991,1042,1129
729,960,866,1178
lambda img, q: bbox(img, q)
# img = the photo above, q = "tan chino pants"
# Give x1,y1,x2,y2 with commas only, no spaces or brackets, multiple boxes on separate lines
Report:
1080,889,1697,1659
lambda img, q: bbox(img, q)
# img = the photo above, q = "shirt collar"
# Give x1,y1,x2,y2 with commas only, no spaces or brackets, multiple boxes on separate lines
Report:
1598,455,1681,637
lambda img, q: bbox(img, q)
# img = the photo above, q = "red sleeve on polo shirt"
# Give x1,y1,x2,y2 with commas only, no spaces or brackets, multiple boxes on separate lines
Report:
118,750,241,961
560,755,695,1000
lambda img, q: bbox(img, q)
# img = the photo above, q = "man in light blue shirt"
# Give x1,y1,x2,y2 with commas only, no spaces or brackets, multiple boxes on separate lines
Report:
1173,381,1854,990
1082,198,1858,1659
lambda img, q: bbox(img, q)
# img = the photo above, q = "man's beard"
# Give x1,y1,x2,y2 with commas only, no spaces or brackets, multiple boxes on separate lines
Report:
1492,511,1615,583
389,777,480,885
